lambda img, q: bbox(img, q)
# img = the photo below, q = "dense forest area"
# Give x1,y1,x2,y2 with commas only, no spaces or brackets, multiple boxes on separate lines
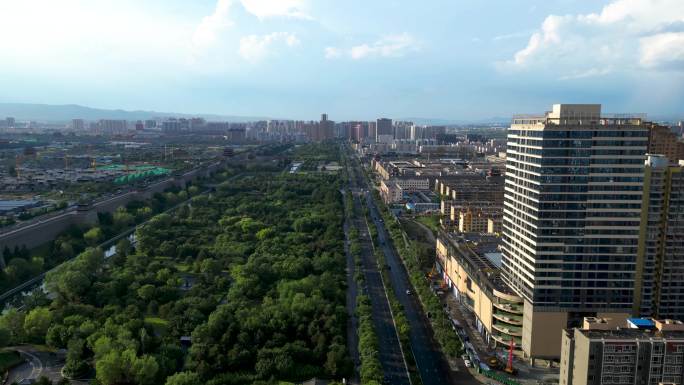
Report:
0,184,203,293
0,143,352,385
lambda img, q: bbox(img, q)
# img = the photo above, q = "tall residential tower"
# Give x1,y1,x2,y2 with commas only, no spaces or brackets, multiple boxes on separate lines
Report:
502,104,650,360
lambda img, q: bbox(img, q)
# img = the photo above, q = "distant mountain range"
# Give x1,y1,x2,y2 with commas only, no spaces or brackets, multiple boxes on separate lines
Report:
0,103,267,123
1,103,676,126
0,103,514,126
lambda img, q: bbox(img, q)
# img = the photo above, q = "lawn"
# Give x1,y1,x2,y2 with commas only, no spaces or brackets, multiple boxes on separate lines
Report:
0,350,24,372
144,317,170,336
415,215,440,235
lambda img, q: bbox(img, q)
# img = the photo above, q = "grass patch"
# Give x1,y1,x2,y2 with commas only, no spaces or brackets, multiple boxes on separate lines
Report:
415,215,440,235
144,317,170,336
0,350,24,372
174,263,190,272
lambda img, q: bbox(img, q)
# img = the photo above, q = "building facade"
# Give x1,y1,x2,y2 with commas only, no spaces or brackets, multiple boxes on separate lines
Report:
648,124,684,164
635,155,684,320
376,118,393,144
437,232,524,350
560,318,684,385
502,104,650,360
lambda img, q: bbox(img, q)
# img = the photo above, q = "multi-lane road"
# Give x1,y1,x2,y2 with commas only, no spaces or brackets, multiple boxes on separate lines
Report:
348,148,481,385
353,193,412,385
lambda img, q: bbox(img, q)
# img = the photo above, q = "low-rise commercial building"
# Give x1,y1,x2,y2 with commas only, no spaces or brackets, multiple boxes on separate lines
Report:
436,232,524,350
379,177,430,203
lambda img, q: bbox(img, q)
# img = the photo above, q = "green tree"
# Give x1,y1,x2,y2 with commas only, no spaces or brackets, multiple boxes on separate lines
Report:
84,227,104,246
137,284,156,302
55,270,91,301
63,339,89,378
0,327,11,347
164,372,200,385
0,308,26,343
24,307,53,342
113,208,135,229
115,238,132,257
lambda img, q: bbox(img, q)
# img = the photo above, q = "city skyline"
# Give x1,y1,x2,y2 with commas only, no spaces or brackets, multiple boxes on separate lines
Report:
0,0,683,121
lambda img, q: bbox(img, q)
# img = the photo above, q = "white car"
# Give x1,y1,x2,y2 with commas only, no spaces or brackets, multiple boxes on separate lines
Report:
463,359,472,368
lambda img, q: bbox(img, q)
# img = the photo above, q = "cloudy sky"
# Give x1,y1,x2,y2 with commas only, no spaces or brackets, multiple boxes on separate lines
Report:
0,0,682,120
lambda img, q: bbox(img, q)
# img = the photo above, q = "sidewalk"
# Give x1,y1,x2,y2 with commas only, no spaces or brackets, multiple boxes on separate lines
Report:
440,290,560,385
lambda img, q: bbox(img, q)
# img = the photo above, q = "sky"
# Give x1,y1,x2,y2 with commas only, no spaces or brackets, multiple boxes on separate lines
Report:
0,0,682,121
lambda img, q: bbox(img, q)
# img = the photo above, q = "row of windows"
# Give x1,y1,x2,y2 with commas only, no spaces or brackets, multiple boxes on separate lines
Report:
509,129,648,138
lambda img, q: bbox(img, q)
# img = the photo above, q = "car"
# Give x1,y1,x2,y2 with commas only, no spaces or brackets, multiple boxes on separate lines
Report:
464,359,472,368
406,289,412,295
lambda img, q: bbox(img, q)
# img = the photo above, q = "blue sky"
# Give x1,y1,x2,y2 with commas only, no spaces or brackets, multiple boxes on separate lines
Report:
0,0,682,121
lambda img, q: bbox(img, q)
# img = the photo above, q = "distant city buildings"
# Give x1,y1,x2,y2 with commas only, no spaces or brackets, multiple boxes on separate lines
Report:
72,119,85,131
376,118,393,143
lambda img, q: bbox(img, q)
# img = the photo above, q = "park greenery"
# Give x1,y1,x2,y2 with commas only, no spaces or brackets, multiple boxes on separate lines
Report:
0,143,353,385
0,182,204,294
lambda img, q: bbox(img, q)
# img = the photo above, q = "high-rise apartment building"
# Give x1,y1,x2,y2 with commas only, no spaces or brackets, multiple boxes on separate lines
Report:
635,155,684,320
320,113,334,141
71,119,85,131
502,104,650,360
99,119,128,133
393,121,412,140
376,118,393,143
648,123,684,164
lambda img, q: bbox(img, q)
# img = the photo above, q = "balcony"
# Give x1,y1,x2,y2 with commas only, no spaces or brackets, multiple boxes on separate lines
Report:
492,322,522,337
492,312,523,326
491,333,522,347
493,301,523,315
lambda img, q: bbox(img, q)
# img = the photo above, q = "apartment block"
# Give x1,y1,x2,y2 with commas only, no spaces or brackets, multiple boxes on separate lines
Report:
560,318,684,385
635,155,684,320
648,124,684,164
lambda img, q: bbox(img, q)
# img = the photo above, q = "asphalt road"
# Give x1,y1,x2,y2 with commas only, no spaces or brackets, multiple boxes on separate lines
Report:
5,346,81,385
362,192,454,385
353,193,412,385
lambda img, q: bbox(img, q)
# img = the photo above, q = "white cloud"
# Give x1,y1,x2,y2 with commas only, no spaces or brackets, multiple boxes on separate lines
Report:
326,33,420,60
192,0,309,49
640,32,684,70
502,0,684,74
239,0,310,20
238,32,300,62
193,0,233,48
559,67,612,80
324,47,342,59
492,31,532,42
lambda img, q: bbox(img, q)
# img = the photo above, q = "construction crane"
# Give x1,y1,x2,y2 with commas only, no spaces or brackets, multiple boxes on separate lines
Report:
504,339,516,375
